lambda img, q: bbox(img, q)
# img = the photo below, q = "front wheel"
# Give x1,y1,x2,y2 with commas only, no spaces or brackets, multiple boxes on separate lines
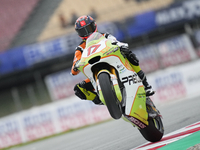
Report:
98,72,122,119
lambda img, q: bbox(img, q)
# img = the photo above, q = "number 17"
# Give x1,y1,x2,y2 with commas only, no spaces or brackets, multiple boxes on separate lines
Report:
87,44,101,56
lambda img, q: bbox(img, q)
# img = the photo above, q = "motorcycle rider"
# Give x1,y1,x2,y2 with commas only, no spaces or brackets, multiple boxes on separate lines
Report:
71,15,155,105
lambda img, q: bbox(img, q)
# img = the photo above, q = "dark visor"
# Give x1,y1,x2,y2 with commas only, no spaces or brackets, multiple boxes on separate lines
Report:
76,22,96,37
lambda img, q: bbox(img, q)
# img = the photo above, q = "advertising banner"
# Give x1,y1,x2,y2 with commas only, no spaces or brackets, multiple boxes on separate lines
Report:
132,45,159,73
45,69,85,101
131,34,197,72
149,68,187,103
0,116,23,149
23,38,70,66
126,0,200,38
0,52,14,74
55,98,110,133
22,109,56,141
0,97,110,149
180,60,200,98
156,34,197,68
155,0,200,27
147,60,200,104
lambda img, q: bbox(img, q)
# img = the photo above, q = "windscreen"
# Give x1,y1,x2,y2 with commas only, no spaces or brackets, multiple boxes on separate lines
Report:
86,32,105,48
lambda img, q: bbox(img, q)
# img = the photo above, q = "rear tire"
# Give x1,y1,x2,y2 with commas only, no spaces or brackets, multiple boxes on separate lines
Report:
139,116,164,142
98,72,122,119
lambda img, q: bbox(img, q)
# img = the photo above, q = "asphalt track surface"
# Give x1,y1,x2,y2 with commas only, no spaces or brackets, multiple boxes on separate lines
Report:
10,96,200,150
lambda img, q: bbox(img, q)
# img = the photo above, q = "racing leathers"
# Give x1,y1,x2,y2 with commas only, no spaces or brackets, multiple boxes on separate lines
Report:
71,33,154,104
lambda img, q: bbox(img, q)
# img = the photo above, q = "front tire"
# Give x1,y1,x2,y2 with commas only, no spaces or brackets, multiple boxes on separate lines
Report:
98,72,122,119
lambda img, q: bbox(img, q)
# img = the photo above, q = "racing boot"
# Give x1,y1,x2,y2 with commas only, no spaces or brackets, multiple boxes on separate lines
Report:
92,95,104,105
145,85,155,97
74,80,103,105
137,70,155,96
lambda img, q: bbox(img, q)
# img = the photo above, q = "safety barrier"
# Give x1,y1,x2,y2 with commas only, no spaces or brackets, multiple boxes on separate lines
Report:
0,97,110,149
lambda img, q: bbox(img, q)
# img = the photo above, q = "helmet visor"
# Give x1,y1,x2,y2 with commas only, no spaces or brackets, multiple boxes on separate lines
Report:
76,22,96,37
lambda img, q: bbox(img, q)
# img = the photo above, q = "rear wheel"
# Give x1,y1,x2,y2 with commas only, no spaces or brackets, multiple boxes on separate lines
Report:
139,99,164,142
98,72,122,119
139,116,164,142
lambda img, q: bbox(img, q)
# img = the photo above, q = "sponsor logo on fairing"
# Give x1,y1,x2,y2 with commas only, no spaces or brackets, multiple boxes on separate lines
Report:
119,67,126,73
127,116,147,129
122,73,141,85
117,65,123,68
113,47,119,52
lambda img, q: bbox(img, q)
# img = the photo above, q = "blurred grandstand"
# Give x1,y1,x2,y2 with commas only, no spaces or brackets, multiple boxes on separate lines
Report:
0,0,199,117
0,0,40,52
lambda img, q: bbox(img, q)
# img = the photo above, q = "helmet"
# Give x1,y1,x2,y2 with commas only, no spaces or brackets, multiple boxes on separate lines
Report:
75,15,97,40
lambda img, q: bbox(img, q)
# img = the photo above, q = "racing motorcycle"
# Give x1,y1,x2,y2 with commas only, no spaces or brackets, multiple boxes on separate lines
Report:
75,32,164,142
